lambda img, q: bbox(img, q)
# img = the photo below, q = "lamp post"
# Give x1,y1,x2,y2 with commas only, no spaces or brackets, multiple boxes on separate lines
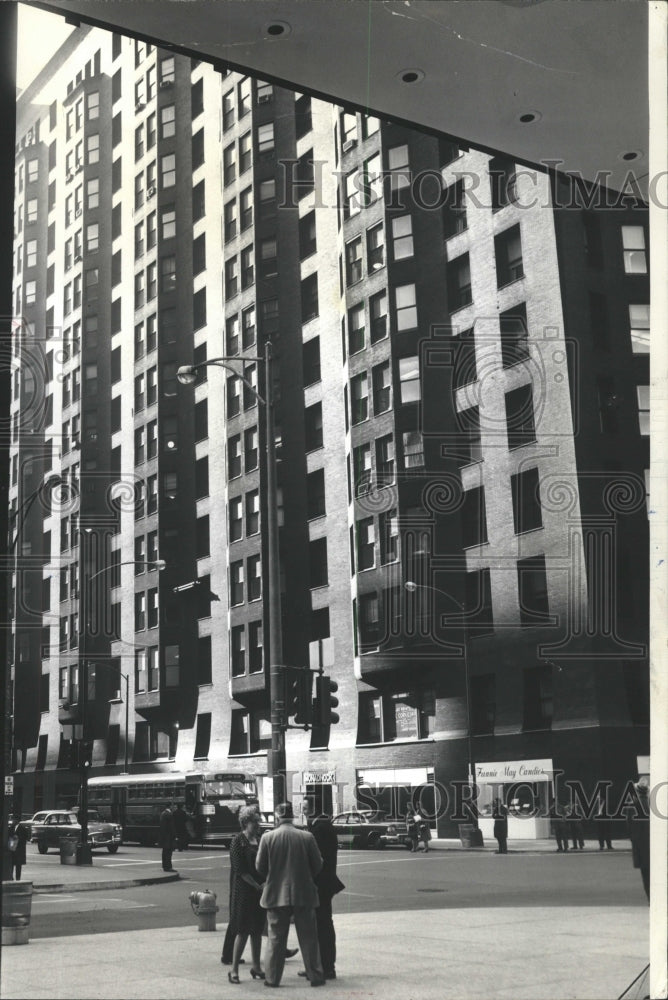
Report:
3,474,67,880
178,341,285,808
75,558,165,861
404,580,477,822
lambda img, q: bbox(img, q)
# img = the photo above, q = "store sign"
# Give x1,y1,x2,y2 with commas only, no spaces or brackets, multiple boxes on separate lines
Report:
303,771,336,785
475,758,554,783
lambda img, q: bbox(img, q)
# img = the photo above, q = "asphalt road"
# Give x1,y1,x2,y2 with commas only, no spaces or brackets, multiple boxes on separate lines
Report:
27,843,648,940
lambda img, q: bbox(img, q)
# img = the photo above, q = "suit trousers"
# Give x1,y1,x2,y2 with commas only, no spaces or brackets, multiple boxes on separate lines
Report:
265,906,323,986
161,847,173,871
315,894,336,975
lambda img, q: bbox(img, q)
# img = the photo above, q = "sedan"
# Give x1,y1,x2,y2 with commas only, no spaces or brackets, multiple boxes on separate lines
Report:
21,810,51,841
332,810,411,849
33,810,123,854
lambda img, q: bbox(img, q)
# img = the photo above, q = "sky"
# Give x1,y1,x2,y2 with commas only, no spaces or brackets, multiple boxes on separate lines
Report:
17,3,75,92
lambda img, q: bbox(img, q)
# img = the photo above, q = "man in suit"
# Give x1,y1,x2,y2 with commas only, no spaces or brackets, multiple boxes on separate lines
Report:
256,801,325,988
159,802,177,872
302,807,345,980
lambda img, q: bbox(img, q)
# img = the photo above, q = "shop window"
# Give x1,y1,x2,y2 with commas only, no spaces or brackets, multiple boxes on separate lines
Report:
511,467,542,534
499,304,529,367
517,554,550,626
522,665,553,730
505,383,536,449
495,224,524,287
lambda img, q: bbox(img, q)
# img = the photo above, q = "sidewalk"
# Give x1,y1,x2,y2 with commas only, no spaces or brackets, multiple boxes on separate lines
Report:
1,904,647,999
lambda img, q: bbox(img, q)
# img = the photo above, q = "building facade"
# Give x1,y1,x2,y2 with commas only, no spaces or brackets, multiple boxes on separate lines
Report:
9,27,649,836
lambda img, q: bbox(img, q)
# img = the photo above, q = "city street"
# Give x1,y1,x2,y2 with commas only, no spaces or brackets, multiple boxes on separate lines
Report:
3,841,648,999
26,841,649,939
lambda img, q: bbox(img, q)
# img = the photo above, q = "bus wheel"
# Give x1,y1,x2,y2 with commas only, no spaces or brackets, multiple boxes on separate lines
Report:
107,845,119,854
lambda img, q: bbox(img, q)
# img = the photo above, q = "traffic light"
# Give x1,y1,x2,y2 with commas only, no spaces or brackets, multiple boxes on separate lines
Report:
79,740,94,768
288,669,313,726
315,675,339,727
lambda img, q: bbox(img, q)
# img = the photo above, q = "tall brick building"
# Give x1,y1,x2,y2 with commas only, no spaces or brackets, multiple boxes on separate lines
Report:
9,26,648,837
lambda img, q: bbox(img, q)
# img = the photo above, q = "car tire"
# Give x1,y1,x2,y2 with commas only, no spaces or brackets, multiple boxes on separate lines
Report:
107,845,119,854
366,832,381,849
37,842,48,855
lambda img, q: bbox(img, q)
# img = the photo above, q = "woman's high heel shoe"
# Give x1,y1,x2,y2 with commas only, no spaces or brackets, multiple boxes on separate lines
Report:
250,969,265,980
228,972,240,984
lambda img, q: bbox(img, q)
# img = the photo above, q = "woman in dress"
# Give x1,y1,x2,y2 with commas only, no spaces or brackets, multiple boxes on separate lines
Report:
228,806,266,984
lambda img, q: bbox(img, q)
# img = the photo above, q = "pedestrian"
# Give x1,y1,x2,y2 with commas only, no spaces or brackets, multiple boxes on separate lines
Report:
492,798,508,854
415,807,431,853
628,777,650,901
159,802,177,872
173,803,189,851
301,807,345,981
226,807,266,984
7,816,28,881
255,801,325,988
595,792,613,850
405,805,419,852
549,800,569,852
566,802,585,850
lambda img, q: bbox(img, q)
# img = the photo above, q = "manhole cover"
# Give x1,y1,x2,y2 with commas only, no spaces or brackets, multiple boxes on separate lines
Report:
417,888,447,893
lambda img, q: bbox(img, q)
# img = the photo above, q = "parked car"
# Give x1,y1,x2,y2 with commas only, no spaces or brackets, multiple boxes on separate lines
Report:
20,810,50,841
331,810,411,849
32,810,123,854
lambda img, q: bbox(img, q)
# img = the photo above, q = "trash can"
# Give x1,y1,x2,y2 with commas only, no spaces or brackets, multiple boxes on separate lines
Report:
458,823,484,848
60,836,78,865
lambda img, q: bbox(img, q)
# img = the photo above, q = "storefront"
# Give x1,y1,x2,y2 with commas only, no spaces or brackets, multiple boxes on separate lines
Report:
475,758,554,840
355,766,437,830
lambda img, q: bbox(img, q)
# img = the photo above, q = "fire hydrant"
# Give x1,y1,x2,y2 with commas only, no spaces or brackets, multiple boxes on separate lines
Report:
189,889,219,932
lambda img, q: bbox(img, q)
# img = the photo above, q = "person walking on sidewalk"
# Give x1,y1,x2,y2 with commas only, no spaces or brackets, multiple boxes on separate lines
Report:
549,800,569,852
173,803,189,851
492,798,508,854
405,805,419,852
159,802,177,872
301,808,345,981
595,792,613,850
7,816,28,880
256,802,325,988
227,807,266,984
566,802,585,850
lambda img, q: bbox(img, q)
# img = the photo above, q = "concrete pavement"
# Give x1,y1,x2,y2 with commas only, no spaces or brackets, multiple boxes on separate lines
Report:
18,837,631,892
1,902,647,999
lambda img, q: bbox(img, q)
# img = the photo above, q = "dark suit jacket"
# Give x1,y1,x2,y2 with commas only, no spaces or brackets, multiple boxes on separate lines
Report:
159,808,176,849
256,820,322,909
309,816,345,899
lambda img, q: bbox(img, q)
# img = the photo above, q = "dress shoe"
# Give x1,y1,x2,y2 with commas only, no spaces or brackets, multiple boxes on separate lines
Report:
264,982,279,989
311,980,326,988
285,948,299,959
325,971,336,980
298,972,309,979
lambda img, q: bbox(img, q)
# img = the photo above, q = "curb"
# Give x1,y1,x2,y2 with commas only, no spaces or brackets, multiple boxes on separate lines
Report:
32,872,180,894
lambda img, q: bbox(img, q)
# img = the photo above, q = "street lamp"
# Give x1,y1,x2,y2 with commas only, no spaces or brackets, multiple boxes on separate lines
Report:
404,580,477,823
75,558,166,861
177,341,285,808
